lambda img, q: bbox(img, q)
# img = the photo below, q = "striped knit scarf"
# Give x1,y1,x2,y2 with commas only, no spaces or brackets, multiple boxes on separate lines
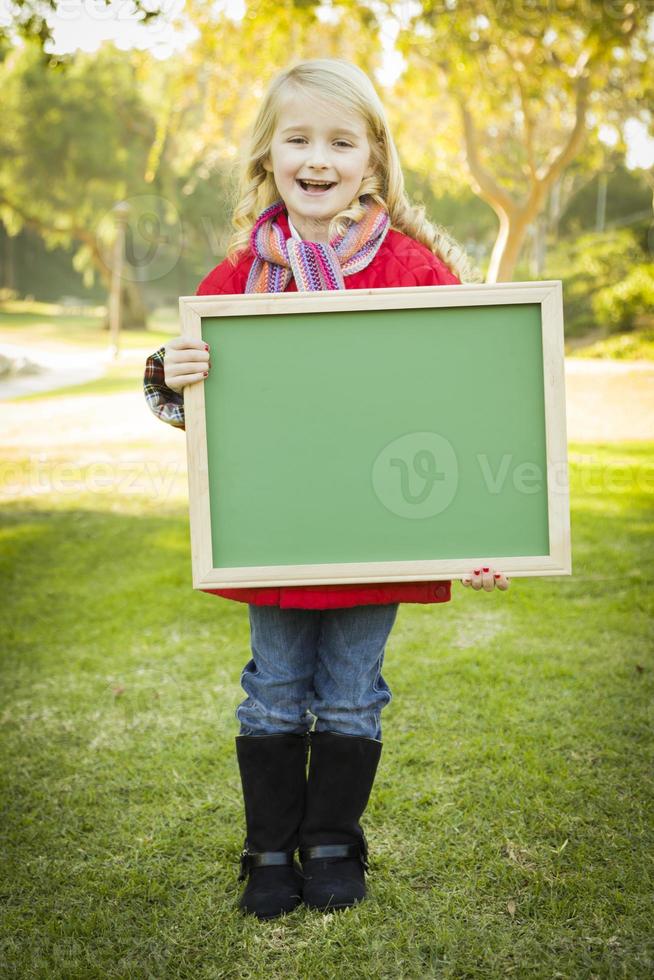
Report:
245,196,391,293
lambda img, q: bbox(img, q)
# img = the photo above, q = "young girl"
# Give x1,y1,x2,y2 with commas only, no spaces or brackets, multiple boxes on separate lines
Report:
144,58,509,921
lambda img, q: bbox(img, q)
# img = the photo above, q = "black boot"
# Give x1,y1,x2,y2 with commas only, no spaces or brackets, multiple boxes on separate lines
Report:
299,731,382,912
235,732,309,920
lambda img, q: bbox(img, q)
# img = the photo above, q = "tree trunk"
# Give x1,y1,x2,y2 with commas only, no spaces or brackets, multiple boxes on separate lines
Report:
457,71,590,283
101,279,148,330
486,207,537,282
531,213,547,278
1,228,15,290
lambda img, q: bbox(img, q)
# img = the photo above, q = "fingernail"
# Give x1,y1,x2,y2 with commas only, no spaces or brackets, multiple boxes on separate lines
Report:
473,569,481,575
494,573,501,578
482,567,489,573
204,343,209,350
203,371,208,377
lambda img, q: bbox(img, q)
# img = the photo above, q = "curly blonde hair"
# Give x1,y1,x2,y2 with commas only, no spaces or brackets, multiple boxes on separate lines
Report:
226,58,482,284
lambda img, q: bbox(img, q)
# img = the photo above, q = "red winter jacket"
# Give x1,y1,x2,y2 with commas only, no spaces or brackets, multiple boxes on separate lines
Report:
192,209,460,609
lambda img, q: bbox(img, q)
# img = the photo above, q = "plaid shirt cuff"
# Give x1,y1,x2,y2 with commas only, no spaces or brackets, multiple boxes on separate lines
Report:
143,345,186,430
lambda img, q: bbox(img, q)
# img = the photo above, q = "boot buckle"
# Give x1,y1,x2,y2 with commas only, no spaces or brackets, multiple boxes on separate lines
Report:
238,847,295,882
238,847,249,882
300,841,370,872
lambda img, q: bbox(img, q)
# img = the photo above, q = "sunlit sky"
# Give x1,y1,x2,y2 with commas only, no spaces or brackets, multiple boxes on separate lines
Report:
4,0,653,169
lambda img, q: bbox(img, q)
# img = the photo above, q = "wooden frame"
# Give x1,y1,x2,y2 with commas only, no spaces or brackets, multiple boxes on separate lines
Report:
180,281,571,590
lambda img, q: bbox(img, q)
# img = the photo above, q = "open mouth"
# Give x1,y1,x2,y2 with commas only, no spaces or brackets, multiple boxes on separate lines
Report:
297,179,337,194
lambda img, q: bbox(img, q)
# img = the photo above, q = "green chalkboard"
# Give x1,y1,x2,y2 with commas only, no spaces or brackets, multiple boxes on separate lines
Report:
201,301,549,570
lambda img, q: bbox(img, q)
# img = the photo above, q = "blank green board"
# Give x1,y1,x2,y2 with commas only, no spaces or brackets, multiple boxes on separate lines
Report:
201,304,549,568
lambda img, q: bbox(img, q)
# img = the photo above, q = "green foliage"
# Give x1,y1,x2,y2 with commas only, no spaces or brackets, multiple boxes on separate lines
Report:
0,43,154,265
393,0,652,280
592,264,654,333
2,3,653,303
544,228,649,337
572,328,654,361
559,161,653,239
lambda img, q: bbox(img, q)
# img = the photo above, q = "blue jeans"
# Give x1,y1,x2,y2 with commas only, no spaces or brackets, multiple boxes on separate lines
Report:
236,603,400,740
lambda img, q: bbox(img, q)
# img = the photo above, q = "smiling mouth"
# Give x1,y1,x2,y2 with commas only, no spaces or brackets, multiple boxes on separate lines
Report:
297,179,337,194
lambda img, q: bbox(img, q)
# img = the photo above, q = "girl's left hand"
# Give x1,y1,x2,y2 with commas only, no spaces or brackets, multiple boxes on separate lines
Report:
460,567,510,591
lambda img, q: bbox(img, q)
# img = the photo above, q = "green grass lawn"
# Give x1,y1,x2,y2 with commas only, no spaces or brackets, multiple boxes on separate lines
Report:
1,440,652,978
0,301,177,351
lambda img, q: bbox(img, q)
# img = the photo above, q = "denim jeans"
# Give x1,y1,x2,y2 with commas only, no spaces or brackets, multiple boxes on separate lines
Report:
236,603,400,740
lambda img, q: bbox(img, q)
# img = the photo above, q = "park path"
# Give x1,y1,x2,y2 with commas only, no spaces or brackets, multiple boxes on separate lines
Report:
0,342,108,399
563,358,653,443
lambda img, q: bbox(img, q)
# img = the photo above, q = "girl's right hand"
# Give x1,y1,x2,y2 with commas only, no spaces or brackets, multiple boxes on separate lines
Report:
164,335,211,393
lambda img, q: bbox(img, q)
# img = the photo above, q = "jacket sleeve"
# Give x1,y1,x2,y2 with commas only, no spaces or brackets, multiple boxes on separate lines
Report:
143,253,251,431
143,344,186,431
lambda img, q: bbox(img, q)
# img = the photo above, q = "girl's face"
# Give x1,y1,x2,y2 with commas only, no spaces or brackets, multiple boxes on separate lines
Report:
263,90,375,244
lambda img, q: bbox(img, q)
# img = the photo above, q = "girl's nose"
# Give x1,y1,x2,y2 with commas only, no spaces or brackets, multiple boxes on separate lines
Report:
306,144,331,167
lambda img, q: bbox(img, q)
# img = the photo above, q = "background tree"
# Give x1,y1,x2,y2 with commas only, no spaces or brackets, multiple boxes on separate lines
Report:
0,0,164,57
0,42,177,326
386,0,653,281
2,0,651,324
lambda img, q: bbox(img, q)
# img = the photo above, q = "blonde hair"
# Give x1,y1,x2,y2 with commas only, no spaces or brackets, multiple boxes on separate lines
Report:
226,58,482,284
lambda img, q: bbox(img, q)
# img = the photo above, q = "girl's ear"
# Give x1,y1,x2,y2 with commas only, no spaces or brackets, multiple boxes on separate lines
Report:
263,157,273,173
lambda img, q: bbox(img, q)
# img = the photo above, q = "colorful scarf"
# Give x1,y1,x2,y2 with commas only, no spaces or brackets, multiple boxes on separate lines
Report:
245,196,391,293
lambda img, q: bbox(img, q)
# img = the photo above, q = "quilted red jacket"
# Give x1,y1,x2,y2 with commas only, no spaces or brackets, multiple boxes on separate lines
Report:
189,209,460,609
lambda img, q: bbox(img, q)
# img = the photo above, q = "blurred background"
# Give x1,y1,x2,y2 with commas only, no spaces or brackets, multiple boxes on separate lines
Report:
1,0,653,347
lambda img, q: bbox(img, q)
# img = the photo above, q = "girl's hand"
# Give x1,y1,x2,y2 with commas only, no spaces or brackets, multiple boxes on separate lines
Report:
460,567,510,591
164,335,211,393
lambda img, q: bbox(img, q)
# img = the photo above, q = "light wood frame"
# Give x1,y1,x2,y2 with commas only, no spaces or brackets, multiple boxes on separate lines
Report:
180,281,571,590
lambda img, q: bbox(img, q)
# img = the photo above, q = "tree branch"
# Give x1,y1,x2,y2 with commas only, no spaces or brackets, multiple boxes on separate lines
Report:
457,98,515,215
536,71,591,190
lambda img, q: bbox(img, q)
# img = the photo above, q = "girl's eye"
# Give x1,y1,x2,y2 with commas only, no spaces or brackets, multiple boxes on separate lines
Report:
288,138,352,148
